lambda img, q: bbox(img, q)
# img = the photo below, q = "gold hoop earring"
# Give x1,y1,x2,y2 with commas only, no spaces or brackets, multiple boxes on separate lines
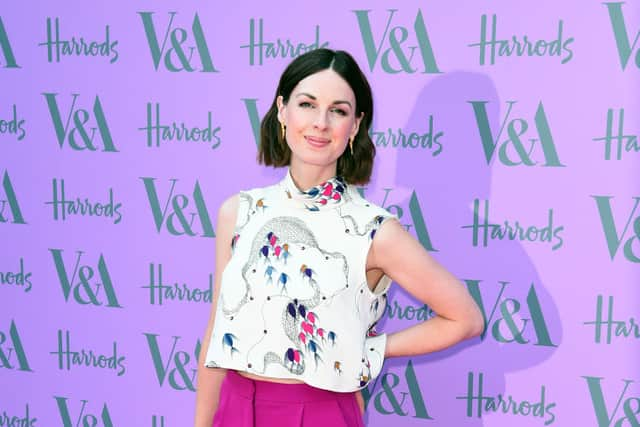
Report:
280,122,286,143
349,138,354,155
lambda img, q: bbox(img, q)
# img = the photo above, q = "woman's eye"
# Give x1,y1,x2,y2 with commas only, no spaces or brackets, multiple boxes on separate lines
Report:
297,102,347,116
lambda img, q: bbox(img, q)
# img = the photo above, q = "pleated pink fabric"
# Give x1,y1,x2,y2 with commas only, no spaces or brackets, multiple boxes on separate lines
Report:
212,370,365,427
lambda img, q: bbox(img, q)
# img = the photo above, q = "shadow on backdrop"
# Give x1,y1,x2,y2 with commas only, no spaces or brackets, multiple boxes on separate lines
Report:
364,71,563,426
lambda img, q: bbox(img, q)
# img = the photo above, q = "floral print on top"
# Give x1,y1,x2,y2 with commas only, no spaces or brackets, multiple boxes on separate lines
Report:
205,167,398,392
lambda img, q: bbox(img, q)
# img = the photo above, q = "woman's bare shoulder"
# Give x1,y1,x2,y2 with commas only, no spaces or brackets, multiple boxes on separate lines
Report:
217,193,240,230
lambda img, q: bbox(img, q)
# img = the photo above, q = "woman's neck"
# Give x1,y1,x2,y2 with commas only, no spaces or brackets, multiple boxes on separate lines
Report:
288,162,338,191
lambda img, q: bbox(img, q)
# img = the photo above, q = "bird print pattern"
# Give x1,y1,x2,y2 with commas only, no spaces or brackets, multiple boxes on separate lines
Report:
205,168,398,392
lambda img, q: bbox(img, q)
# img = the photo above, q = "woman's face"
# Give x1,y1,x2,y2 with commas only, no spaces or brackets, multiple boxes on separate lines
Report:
277,69,363,173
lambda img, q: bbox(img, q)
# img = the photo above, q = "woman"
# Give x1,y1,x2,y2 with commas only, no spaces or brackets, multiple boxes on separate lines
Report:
194,48,483,427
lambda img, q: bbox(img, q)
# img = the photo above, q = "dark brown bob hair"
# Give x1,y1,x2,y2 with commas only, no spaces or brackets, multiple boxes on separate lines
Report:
257,48,376,185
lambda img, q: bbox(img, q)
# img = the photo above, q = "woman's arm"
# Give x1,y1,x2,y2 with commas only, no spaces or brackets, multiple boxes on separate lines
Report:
193,194,239,427
370,218,485,358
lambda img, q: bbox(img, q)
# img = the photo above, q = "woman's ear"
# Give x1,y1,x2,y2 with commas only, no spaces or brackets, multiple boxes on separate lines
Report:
352,112,364,139
276,95,286,124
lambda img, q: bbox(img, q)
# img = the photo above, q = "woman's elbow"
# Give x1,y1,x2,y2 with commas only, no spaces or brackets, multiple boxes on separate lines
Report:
464,307,485,339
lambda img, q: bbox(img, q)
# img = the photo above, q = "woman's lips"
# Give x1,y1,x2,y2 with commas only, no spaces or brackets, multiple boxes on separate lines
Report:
305,136,330,147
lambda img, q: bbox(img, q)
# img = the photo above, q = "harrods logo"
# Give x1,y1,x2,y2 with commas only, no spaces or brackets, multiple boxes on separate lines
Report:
604,2,640,71
0,257,32,293
468,14,574,66
353,9,441,74
0,320,32,372
0,403,36,426
593,196,640,263
138,102,222,149
583,376,639,426
469,101,565,167
139,12,217,73
141,177,215,238
144,333,201,392
50,249,122,308
370,115,444,154
0,104,26,141
0,17,19,68
0,170,26,225
385,300,436,323
362,360,432,419
38,17,119,63
46,178,123,224
457,372,556,424
43,93,117,152
240,18,329,66
584,295,639,344
142,263,213,305
464,279,557,347
592,108,639,160
463,199,564,250
54,397,114,427
50,329,126,376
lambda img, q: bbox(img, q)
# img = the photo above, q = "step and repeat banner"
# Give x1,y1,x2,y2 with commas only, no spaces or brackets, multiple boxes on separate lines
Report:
2,1,639,426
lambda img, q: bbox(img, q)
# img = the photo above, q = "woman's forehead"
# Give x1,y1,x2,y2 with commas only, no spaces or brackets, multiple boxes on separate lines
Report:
291,69,356,103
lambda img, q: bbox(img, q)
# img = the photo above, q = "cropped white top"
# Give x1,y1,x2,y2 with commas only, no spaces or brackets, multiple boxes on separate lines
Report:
204,167,397,392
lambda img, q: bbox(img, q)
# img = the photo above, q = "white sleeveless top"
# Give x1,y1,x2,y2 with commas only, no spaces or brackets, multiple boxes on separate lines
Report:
204,167,397,392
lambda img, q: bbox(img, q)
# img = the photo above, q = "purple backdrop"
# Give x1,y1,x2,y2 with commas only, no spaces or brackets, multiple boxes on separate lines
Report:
2,1,639,426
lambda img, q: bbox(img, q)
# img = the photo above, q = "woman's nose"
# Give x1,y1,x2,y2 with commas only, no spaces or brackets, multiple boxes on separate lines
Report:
313,111,329,130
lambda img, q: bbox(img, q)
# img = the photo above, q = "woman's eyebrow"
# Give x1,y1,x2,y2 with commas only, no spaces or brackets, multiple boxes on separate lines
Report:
296,92,352,108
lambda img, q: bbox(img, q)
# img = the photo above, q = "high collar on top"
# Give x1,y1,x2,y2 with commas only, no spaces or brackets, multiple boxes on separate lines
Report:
278,167,351,212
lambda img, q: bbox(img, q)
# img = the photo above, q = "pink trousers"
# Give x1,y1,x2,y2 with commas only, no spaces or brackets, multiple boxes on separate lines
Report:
212,370,365,427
